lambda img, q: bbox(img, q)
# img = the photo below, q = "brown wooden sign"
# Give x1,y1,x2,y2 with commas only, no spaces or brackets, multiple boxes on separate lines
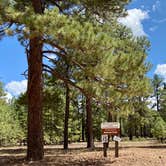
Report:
101,122,120,135
101,122,120,158
102,128,120,135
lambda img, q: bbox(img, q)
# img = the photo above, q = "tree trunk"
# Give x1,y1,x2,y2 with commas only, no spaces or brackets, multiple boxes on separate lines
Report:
120,117,122,137
27,0,44,161
140,126,143,137
143,125,147,138
27,36,44,160
64,84,70,150
108,111,113,122
107,111,112,147
82,101,85,142
135,125,139,138
86,96,94,149
129,128,133,141
156,85,160,112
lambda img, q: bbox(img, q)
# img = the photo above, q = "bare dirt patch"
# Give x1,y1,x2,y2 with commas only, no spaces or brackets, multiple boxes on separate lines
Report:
0,141,166,166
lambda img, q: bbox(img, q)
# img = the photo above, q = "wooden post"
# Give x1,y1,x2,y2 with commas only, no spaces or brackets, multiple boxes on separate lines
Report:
115,140,119,157
103,143,107,157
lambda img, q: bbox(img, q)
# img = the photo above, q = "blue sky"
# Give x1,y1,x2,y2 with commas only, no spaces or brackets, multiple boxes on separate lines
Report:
127,0,166,78
0,0,166,98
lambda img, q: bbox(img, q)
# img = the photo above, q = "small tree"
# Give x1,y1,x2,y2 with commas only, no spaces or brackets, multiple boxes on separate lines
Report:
151,117,166,143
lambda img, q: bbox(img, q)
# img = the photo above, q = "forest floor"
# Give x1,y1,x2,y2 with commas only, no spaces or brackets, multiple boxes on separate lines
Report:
0,140,166,166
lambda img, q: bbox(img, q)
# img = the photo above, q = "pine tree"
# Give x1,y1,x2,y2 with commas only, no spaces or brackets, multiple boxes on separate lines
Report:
160,83,166,122
1,0,151,160
152,74,164,111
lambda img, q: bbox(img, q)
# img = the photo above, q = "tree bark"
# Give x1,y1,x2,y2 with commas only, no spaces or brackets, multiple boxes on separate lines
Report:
120,117,122,137
27,0,44,161
156,88,160,111
108,111,113,122
128,115,133,141
129,128,133,141
86,96,94,149
107,111,112,147
64,84,70,150
81,96,85,142
140,126,143,137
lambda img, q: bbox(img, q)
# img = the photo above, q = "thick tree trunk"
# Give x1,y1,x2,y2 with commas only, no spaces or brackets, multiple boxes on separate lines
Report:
27,36,43,161
27,0,44,161
64,84,70,150
86,96,94,149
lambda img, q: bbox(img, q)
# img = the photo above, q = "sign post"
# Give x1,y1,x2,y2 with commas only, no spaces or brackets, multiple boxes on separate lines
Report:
113,136,121,157
101,135,108,157
101,122,120,158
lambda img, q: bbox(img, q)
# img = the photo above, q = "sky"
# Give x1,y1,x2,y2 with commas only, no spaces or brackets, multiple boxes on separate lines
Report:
0,0,166,99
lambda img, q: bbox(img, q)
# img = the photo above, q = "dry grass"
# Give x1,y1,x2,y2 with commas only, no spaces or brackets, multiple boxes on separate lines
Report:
0,141,166,166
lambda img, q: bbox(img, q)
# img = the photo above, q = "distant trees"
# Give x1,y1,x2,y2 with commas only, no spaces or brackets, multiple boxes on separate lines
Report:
152,74,164,111
151,117,166,142
151,74,166,121
0,82,23,146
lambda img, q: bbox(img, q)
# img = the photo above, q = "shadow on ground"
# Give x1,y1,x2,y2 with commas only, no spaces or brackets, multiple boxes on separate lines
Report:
0,147,115,166
0,144,166,166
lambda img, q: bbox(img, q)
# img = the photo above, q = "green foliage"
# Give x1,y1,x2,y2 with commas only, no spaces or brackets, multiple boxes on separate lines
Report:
0,0,151,105
159,83,166,121
0,104,23,145
0,82,23,145
12,95,27,140
0,82,6,98
151,117,166,140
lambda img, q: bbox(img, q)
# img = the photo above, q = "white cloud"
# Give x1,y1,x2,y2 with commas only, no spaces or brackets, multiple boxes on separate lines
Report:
155,64,166,82
152,0,160,12
4,92,13,102
5,80,27,96
149,26,158,32
118,8,149,37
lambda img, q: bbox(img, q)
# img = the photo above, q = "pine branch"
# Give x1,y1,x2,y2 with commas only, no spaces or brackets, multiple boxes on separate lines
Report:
43,64,88,96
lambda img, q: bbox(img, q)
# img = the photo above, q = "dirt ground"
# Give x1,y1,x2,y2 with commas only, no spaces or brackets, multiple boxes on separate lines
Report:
0,141,166,166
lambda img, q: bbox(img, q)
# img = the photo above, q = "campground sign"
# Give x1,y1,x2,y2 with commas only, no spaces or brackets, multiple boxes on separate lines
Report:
101,122,120,135
101,122,121,157
101,122,121,158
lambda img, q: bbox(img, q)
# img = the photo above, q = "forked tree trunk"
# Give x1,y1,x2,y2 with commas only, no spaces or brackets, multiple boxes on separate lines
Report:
27,0,44,161
64,84,70,150
86,96,94,149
